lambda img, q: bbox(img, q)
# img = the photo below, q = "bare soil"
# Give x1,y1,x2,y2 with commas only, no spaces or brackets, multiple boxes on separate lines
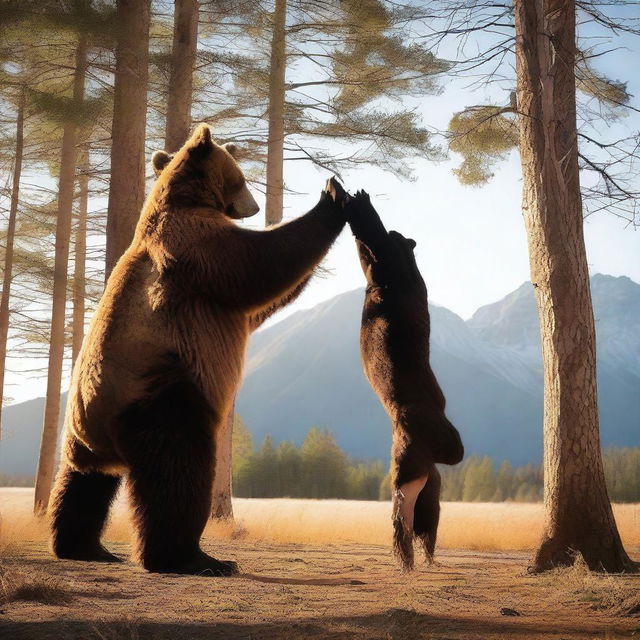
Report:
1,491,639,639
3,540,640,639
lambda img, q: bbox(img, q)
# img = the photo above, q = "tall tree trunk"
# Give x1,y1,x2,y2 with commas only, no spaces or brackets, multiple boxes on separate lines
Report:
514,0,634,573
265,0,286,226
34,37,87,515
210,0,289,519
211,410,234,519
72,149,89,365
165,0,199,152
105,0,151,279
0,87,25,438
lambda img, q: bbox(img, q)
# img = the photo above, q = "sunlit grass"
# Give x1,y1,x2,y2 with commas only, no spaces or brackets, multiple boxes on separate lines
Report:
1,488,638,553
0,563,73,606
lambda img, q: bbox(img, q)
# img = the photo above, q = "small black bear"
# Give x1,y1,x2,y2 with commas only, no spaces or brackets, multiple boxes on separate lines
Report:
343,189,464,570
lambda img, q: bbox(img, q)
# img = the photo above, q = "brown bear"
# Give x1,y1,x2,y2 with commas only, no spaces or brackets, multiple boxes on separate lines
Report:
342,189,464,571
50,125,346,576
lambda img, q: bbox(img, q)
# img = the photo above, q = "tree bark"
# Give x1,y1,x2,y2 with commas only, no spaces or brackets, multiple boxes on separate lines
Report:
265,0,286,226
0,87,25,439
34,37,87,515
210,0,288,516
165,0,199,152
72,149,89,365
514,0,635,573
105,0,151,280
211,409,234,519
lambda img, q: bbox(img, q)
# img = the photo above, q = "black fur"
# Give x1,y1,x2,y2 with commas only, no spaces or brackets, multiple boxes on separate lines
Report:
50,468,121,562
345,190,463,568
114,361,237,575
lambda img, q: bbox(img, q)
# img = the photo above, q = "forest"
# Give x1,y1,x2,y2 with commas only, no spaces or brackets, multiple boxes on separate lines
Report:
5,412,639,503
233,419,640,503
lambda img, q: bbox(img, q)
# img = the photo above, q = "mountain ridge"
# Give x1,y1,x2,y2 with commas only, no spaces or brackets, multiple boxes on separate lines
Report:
1,274,638,476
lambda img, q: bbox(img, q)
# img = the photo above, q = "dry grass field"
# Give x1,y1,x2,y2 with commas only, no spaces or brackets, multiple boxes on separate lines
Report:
1,488,639,639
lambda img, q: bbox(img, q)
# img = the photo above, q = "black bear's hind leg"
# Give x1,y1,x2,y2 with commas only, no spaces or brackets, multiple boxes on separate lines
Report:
122,374,238,577
413,466,442,563
50,465,122,562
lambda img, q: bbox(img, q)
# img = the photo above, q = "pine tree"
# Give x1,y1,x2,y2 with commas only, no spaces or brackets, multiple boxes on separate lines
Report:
105,0,150,278
426,0,638,572
198,0,446,225
0,86,25,436
34,32,89,515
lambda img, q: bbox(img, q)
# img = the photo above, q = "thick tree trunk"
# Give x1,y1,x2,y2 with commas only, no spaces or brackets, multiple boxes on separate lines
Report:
105,0,151,279
211,409,234,520
71,150,89,365
514,0,635,573
34,38,87,515
265,0,286,226
0,87,25,438
165,0,198,152
213,0,287,514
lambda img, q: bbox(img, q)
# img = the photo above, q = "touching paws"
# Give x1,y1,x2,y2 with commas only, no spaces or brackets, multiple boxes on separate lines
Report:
324,176,348,205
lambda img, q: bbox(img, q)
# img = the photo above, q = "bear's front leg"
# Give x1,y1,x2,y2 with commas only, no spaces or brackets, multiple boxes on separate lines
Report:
119,372,239,577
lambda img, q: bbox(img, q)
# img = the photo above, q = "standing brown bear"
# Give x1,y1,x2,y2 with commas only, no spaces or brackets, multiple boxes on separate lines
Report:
50,125,346,576
343,189,464,570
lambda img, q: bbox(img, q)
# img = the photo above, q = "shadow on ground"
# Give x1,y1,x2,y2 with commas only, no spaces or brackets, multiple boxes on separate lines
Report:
1,607,632,640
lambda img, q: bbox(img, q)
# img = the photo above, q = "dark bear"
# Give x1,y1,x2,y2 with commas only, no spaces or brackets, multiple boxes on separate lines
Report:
49,125,347,576
343,189,464,571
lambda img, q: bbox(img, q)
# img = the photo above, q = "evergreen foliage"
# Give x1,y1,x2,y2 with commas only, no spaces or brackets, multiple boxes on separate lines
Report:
231,418,640,503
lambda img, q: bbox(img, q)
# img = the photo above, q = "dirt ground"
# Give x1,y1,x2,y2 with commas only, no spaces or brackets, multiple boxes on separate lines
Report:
1,491,639,640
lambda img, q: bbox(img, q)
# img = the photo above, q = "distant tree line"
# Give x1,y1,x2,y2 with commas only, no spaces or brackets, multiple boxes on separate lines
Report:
232,418,385,500
2,426,637,504
231,417,640,503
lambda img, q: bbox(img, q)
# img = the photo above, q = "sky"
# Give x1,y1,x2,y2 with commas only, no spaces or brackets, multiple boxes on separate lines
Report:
3,6,640,405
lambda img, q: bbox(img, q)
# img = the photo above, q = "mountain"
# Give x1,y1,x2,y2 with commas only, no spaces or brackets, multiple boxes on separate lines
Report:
1,274,638,476
467,274,640,447
0,395,64,477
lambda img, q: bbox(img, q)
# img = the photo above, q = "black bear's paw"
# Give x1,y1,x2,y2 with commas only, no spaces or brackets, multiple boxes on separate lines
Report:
144,551,239,577
54,543,122,563
343,189,386,243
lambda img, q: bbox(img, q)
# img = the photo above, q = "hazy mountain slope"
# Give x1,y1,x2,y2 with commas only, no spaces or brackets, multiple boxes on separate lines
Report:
0,396,63,477
239,288,544,465
1,275,638,476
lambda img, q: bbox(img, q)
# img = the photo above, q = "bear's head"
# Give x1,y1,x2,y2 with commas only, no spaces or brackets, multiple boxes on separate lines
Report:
358,231,419,288
151,124,259,219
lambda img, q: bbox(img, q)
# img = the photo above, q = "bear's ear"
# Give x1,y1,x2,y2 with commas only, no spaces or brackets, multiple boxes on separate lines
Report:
151,151,172,176
222,142,239,158
188,124,214,158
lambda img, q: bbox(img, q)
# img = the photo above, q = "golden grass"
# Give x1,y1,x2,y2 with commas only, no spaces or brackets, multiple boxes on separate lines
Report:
1,488,639,553
0,563,73,606
538,554,640,615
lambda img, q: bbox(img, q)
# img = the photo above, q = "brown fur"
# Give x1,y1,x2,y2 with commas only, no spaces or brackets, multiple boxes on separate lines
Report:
344,190,463,570
50,125,346,575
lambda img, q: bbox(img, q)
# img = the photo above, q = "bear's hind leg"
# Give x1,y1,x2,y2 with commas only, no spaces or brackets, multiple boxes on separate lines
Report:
50,465,122,562
121,374,238,577
413,465,442,562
